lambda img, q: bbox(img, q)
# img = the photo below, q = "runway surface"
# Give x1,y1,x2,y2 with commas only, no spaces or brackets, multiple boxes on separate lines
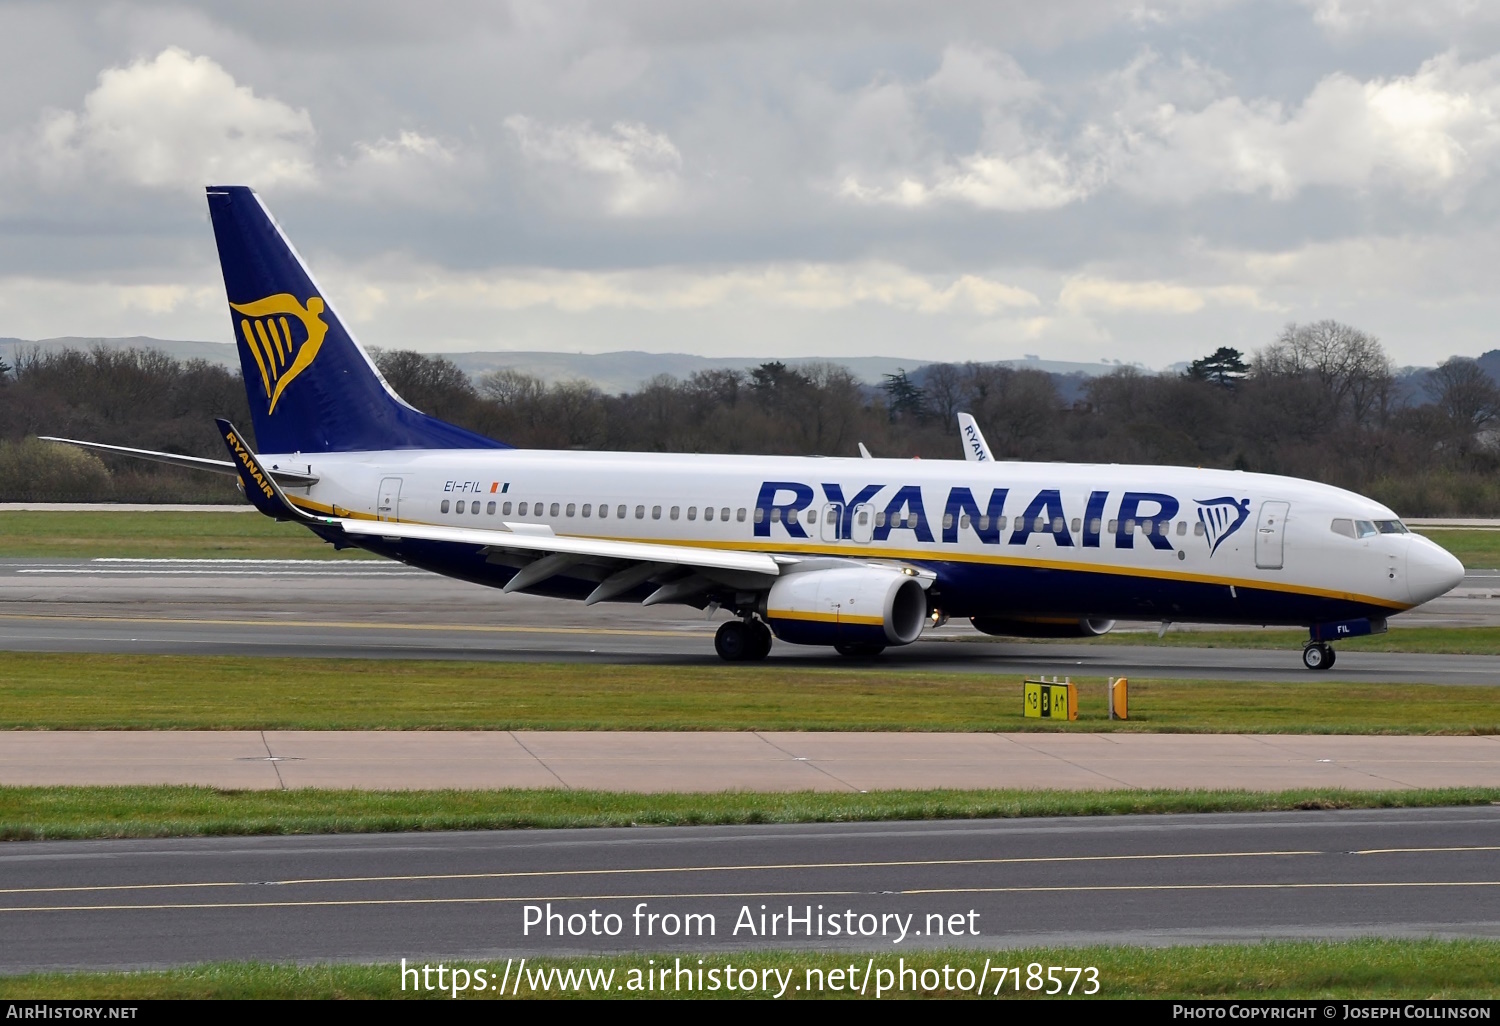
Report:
3,807,1497,972
4,558,1500,683
6,731,1499,791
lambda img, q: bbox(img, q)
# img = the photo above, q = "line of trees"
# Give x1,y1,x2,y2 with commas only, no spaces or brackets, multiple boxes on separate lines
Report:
3,321,1500,514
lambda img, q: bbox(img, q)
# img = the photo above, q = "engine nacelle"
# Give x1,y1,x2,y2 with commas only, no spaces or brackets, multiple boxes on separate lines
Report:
763,567,927,648
969,615,1116,639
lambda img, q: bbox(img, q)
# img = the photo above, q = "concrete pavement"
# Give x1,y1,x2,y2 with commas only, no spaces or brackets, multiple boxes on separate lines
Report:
4,730,1498,791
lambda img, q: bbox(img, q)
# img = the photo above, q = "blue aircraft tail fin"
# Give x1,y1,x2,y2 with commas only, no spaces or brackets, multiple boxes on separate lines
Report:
205,186,507,454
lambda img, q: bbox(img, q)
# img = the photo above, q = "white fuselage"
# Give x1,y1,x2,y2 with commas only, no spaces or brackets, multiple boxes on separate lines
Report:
265,447,1464,625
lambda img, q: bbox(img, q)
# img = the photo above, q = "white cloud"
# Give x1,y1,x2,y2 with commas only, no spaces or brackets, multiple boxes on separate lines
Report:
835,45,1094,211
838,46,1500,213
33,47,315,191
1058,276,1269,314
1111,51,1500,204
1300,0,1500,35
315,257,1038,321
336,130,479,203
505,115,683,215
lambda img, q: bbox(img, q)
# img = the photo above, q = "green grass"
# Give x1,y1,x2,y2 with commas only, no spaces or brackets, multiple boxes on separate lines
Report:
3,785,1498,841
1,940,1494,998
0,510,372,559
1,653,1497,733
1413,528,1500,570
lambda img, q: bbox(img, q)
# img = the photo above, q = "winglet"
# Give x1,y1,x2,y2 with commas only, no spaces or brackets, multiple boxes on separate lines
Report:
215,418,323,523
957,412,993,462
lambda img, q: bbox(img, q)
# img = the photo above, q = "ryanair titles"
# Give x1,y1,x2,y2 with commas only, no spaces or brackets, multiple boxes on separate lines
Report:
752,481,1251,554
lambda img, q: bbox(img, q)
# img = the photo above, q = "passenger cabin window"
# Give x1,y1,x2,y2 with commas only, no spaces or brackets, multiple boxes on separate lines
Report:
874,511,887,527
1090,518,1102,534
550,503,560,517
722,507,731,521
582,504,592,518
754,508,764,524
703,507,713,521
1108,519,1118,533
652,505,662,520
857,509,869,525
958,514,970,529
502,502,513,515
1331,518,1356,539
1176,521,1186,536
770,508,782,523
805,509,817,525
440,500,450,513
518,502,528,516
737,508,747,522
472,502,480,515
1193,522,1204,536
670,506,680,520
1052,517,1065,534
456,500,466,513
565,503,575,517
1071,518,1081,533
635,505,645,519
487,501,496,514
688,507,697,521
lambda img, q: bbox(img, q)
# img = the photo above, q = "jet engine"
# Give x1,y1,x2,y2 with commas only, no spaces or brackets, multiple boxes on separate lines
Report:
762,567,927,648
969,615,1116,638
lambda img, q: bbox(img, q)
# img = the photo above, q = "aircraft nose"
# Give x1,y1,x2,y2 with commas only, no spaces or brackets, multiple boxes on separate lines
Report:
1407,538,1465,605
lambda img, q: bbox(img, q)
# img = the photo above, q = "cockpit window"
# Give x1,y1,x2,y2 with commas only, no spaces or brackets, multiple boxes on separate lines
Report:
1330,518,1355,539
1354,520,1378,539
1375,520,1408,534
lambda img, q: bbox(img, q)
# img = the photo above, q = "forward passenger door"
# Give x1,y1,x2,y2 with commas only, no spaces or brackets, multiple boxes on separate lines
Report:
1255,501,1289,569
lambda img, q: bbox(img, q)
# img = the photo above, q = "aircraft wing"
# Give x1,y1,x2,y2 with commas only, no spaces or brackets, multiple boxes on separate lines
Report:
956,412,993,462
40,436,319,487
334,517,782,603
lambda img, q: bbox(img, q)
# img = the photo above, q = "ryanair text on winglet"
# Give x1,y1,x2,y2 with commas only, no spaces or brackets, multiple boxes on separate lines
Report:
224,428,276,500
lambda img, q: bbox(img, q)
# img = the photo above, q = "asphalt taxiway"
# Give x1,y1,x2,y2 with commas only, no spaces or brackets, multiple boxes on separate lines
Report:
4,558,1500,683
2,807,1497,972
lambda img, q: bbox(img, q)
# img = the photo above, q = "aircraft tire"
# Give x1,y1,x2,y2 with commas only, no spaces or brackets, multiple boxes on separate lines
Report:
835,642,886,659
715,619,751,661
1301,643,1334,671
748,620,773,660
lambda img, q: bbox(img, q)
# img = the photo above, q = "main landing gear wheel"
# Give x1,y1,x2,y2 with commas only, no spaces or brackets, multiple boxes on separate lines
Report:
835,642,886,658
749,619,773,660
716,619,773,662
1302,643,1336,671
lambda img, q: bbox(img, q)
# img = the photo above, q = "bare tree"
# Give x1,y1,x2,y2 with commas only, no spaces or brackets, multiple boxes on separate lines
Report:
1426,357,1500,460
1255,320,1396,430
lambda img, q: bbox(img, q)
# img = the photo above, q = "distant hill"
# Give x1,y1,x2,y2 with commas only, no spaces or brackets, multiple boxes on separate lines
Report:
0,336,1145,394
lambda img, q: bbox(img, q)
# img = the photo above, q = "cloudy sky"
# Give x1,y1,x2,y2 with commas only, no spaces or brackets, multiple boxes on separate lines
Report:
3,0,1500,368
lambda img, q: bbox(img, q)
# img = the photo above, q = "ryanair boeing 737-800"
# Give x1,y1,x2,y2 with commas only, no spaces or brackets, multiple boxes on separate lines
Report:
45,186,1465,670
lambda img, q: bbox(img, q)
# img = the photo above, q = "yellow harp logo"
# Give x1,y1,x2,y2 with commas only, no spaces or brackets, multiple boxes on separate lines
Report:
230,294,328,414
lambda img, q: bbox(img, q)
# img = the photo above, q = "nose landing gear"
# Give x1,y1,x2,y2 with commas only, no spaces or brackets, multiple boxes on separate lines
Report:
1302,642,1336,671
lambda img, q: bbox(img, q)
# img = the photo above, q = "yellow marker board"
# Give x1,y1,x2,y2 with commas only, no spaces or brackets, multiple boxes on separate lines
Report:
1024,680,1077,720
1109,677,1128,720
